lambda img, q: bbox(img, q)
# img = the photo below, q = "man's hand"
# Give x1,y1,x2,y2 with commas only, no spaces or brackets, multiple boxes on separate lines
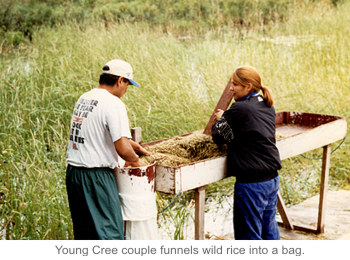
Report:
124,160,141,167
129,139,151,156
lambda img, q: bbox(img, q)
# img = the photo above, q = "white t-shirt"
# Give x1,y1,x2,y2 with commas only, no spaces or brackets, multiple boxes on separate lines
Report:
66,88,131,168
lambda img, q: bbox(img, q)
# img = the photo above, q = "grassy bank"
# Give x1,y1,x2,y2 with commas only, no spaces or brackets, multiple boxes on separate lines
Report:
1,1,349,239
0,0,310,47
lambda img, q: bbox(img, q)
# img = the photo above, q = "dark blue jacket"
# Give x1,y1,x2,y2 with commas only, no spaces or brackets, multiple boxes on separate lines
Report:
212,94,282,183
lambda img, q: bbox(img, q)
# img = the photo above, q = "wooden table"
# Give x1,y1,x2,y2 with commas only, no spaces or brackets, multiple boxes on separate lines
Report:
144,111,347,239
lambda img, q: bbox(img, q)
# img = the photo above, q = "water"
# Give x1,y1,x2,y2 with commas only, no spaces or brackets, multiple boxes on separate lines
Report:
158,195,234,240
259,35,328,48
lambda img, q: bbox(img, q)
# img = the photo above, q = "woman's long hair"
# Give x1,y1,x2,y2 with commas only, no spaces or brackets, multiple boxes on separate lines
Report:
232,66,274,107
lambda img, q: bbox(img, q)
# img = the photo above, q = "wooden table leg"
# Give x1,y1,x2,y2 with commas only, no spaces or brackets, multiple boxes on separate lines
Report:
277,191,294,230
277,145,332,234
195,186,205,240
317,144,331,233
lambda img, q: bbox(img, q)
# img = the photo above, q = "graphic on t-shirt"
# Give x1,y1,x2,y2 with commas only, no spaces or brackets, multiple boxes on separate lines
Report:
69,98,99,150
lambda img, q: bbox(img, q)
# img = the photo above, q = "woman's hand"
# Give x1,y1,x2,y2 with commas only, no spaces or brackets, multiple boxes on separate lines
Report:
214,109,224,120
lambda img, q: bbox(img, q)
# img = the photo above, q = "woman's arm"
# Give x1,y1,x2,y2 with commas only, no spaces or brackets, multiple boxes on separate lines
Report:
212,109,234,144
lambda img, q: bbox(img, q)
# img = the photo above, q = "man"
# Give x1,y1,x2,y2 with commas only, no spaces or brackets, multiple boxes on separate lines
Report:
66,59,150,240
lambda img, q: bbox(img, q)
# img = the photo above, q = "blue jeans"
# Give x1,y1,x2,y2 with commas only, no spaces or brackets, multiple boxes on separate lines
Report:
233,176,280,240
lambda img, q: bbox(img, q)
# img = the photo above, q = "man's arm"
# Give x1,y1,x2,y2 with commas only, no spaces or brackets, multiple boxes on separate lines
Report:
114,137,140,167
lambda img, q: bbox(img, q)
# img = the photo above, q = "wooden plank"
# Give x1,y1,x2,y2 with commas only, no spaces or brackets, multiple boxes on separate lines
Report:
317,144,331,233
154,157,227,194
195,186,206,240
277,223,320,234
155,166,181,194
180,157,227,192
203,78,234,135
277,111,343,127
277,117,347,160
131,127,142,143
277,191,294,230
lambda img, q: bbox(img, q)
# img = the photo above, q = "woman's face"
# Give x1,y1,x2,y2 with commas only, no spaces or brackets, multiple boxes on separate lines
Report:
229,78,252,101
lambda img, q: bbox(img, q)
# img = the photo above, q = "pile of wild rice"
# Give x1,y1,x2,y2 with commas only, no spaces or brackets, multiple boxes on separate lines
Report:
139,131,226,166
139,130,287,167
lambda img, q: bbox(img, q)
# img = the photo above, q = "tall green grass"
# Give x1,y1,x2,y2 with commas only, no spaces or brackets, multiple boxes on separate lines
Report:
1,1,349,239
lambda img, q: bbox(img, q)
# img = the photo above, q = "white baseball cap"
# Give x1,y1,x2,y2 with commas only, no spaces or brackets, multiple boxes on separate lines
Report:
102,59,140,87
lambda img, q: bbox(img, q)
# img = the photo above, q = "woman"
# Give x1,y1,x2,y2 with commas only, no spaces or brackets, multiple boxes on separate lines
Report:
212,65,282,240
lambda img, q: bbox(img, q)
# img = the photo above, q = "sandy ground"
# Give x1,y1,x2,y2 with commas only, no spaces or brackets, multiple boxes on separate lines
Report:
158,190,350,240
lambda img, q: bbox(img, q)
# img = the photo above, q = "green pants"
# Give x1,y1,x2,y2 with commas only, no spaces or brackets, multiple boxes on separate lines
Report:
66,164,124,240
